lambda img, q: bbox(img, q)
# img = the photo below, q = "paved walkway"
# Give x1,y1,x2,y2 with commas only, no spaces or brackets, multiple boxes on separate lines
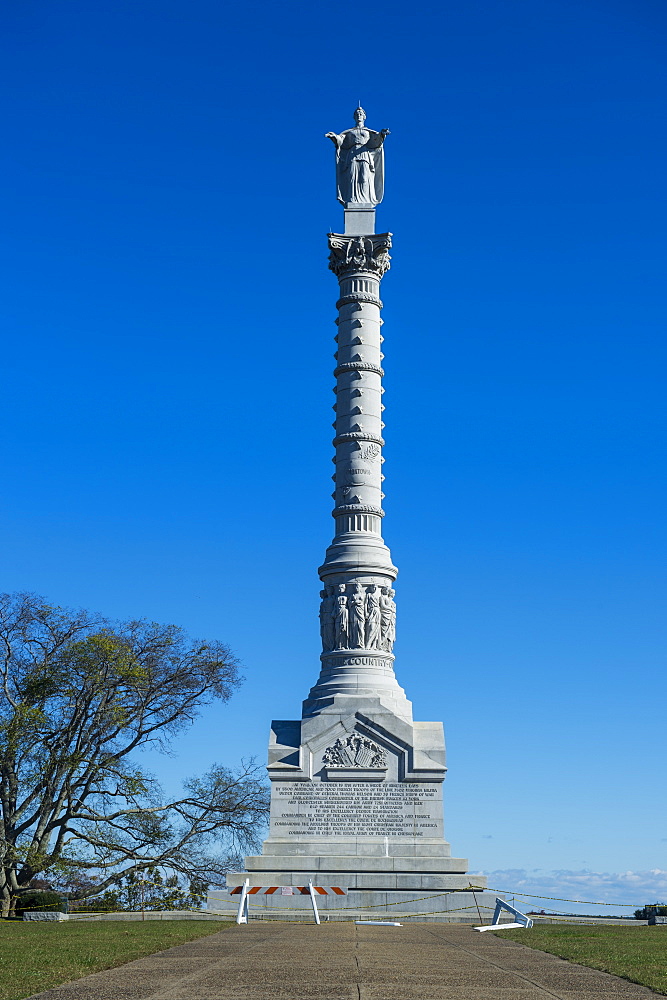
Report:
27,922,658,1000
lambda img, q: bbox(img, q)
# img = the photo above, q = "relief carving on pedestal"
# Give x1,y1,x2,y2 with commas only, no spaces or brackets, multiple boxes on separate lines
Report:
322,733,387,769
319,583,396,653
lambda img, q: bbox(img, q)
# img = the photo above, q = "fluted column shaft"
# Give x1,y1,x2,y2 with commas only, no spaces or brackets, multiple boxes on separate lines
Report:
303,233,409,719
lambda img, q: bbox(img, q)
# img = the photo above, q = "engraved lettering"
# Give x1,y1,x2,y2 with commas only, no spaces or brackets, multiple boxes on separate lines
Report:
269,782,443,839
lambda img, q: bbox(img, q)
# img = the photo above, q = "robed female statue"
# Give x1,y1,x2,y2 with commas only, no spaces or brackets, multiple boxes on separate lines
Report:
326,107,390,208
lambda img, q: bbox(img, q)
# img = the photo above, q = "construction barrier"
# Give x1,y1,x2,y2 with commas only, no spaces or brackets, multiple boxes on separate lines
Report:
232,880,342,925
229,885,347,896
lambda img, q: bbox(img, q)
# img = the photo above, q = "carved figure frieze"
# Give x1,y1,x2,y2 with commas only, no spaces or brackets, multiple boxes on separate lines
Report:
328,234,392,278
320,583,396,653
322,732,387,769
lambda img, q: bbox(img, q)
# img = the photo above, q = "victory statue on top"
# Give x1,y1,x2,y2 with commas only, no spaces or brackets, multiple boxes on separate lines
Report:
326,107,390,208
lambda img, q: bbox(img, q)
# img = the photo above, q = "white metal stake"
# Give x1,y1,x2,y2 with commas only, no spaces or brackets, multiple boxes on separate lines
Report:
236,878,249,925
308,880,321,925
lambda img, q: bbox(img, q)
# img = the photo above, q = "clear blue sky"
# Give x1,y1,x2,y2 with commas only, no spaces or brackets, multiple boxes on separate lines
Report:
2,0,666,912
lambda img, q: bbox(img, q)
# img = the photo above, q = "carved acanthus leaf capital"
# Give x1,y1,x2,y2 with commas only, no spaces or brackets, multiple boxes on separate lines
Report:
328,233,392,278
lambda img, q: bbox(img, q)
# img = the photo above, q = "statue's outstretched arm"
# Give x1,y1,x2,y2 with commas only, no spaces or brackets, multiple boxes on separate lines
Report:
367,128,390,149
325,131,343,148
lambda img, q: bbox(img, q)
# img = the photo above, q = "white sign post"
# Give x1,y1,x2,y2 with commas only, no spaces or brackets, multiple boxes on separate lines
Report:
308,880,321,925
235,878,250,925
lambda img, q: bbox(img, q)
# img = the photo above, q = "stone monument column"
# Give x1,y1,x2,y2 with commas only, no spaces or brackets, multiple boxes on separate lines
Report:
303,227,409,719
215,109,495,921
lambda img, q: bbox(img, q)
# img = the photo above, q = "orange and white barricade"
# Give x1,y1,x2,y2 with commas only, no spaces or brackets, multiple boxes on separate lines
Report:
230,881,347,925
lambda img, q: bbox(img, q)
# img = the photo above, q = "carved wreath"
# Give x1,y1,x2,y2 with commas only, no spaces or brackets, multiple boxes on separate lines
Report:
322,733,387,768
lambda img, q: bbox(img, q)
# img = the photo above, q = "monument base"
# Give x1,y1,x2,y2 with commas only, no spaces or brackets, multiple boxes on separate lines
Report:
215,700,493,922
218,845,491,922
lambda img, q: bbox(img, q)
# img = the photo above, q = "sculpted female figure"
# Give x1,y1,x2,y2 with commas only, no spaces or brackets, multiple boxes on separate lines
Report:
364,584,382,649
379,586,394,651
319,586,335,652
334,584,349,649
348,584,366,649
326,107,390,207
387,588,397,649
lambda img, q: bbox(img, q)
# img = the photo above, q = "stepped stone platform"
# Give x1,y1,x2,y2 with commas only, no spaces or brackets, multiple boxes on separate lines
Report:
208,887,497,922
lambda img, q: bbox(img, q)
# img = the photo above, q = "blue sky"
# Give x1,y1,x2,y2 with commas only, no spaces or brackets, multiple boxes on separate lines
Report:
2,0,666,913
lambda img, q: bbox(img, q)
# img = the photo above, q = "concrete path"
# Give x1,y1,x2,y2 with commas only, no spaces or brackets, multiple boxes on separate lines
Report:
26,922,658,1000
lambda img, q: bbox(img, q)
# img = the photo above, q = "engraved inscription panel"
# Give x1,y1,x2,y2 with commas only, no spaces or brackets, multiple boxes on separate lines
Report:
270,781,443,839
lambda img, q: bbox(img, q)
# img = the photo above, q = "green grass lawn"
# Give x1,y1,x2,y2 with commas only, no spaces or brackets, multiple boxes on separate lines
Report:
496,924,667,995
0,919,230,1000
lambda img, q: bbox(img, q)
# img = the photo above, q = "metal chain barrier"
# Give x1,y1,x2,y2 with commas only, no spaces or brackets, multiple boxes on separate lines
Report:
10,885,651,920
485,887,640,907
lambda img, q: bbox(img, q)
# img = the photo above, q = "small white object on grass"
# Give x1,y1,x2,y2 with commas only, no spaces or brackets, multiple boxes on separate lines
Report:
355,920,402,926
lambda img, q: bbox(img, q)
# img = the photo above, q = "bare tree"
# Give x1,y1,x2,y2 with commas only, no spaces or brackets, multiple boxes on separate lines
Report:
0,592,269,917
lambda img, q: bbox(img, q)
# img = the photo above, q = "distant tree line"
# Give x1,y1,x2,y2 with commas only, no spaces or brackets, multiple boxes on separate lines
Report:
13,868,210,917
635,904,667,920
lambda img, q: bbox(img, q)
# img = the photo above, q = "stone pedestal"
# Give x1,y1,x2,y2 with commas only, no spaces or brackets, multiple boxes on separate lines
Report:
215,693,493,919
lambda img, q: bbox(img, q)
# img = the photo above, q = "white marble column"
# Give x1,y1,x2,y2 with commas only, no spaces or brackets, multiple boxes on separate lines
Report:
304,229,410,719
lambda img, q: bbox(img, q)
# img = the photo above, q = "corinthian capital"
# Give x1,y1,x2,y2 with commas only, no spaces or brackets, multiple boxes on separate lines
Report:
328,233,392,278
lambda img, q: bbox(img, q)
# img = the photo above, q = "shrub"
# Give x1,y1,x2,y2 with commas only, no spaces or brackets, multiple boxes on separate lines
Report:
634,904,667,920
15,891,65,917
